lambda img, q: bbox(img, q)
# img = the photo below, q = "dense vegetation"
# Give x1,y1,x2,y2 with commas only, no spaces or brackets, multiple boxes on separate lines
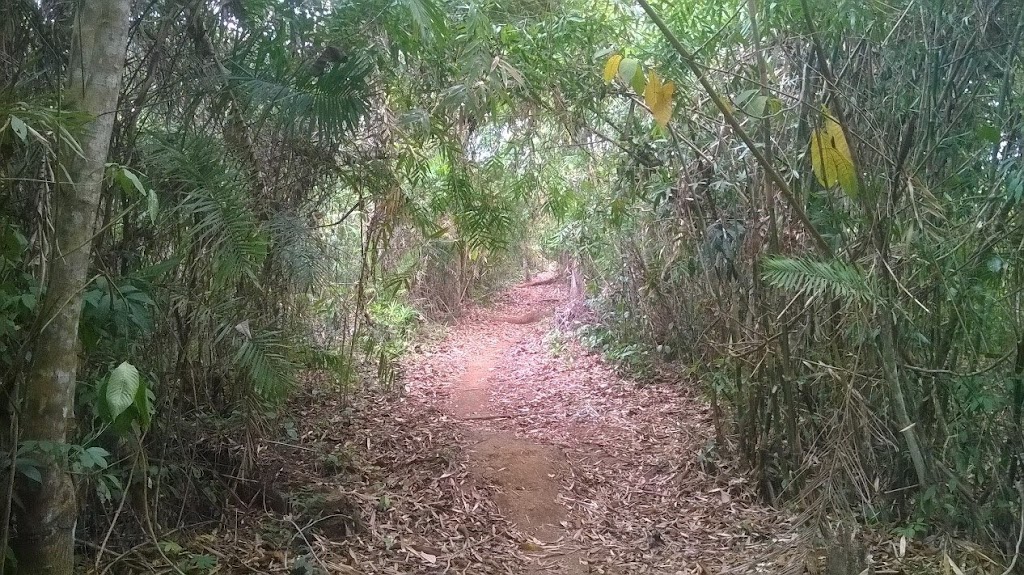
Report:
1,0,1023,572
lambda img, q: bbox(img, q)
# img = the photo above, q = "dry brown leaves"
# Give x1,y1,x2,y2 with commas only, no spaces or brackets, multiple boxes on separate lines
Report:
399,280,801,574
217,381,542,574
147,276,990,575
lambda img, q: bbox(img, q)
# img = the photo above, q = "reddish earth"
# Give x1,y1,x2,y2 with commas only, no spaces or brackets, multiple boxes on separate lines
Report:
439,294,583,572
97,275,970,574
401,275,797,573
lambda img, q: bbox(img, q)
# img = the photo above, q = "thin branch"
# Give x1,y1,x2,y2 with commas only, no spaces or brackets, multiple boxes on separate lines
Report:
634,0,833,257
313,200,362,229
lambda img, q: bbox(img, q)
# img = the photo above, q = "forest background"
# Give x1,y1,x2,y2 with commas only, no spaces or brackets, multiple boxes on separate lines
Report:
2,0,1024,573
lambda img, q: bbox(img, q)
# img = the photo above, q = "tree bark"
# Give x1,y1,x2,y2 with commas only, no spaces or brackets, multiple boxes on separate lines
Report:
13,2,132,573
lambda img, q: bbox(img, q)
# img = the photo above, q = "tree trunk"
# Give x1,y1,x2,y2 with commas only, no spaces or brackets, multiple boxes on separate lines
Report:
13,2,131,573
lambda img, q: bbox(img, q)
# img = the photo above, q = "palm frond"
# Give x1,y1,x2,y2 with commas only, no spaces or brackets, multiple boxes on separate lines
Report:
762,256,877,304
229,327,297,400
229,53,372,140
446,169,515,252
402,0,447,38
268,211,329,292
142,133,268,285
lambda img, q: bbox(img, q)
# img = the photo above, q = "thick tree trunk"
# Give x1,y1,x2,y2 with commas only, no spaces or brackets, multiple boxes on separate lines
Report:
13,2,131,573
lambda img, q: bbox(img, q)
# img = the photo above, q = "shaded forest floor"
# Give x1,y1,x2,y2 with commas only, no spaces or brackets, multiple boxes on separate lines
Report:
394,277,799,573
161,277,965,574
194,277,807,575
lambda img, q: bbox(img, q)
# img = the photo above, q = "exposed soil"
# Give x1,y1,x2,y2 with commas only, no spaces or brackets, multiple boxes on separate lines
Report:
398,275,800,573
155,275,822,574
99,275,976,575
440,292,582,572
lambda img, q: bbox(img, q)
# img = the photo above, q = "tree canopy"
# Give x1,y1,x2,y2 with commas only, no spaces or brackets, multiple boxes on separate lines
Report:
2,0,1024,572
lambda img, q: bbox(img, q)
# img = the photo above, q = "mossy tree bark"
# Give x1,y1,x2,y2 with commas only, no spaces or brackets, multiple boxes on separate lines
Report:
13,1,132,573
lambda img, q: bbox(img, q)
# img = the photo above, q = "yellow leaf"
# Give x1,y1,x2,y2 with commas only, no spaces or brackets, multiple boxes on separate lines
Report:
809,107,857,197
643,71,675,128
644,69,662,109
651,81,675,128
603,54,623,84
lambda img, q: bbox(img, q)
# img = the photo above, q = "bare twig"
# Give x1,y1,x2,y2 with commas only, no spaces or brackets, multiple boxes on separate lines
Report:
1000,482,1024,575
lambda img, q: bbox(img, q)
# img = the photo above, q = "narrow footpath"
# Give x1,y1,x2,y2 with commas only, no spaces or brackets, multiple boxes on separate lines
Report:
237,275,800,574
400,276,795,573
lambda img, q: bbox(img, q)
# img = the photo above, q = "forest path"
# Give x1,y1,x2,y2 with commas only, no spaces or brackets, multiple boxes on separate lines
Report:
236,276,801,574
401,276,794,574
441,282,582,573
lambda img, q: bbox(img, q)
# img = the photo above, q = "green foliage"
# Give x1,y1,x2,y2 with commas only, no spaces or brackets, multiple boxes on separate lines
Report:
95,361,155,432
179,553,218,574
364,297,421,361
532,0,1024,554
143,133,269,286
5,0,1024,566
579,324,655,379
230,51,372,141
104,362,140,420
0,223,37,369
761,256,876,304
107,163,159,223
0,100,89,161
81,277,156,352
228,327,298,401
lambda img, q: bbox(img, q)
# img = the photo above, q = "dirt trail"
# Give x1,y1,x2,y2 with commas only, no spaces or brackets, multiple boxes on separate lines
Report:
239,276,800,574
230,278,913,574
437,281,579,572
400,275,796,574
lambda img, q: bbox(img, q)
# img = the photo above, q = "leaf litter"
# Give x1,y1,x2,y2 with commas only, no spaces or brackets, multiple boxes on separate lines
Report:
143,275,977,574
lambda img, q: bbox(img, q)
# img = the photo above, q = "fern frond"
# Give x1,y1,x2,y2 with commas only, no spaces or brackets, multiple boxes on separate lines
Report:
231,328,297,400
230,53,372,140
762,256,877,304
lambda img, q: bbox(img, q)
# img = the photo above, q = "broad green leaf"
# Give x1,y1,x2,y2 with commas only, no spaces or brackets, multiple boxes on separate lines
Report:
977,124,1001,144
617,58,640,90
744,95,767,117
147,188,159,223
733,89,757,108
121,167,146,196
603,54,622,84
135,383,155,430
15,457,42,483
809,107,857,197
629,68,646,94
82,446,110,469
734,90,768,117
10,116,27,142
0,225,27,260
106,361,141,419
